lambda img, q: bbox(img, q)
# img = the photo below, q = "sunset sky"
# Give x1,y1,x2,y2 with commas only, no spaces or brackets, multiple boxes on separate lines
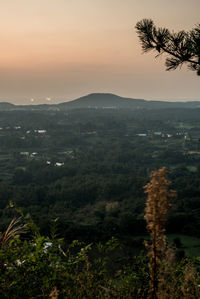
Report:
0,0,199,104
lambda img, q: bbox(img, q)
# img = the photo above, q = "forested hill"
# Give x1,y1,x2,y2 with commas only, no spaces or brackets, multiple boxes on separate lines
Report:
58,93,146,109
58,93,200,109
0,102,15,110
0,93,200,110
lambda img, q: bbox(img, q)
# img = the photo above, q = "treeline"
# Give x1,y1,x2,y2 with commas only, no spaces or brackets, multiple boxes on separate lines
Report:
1,161,200,241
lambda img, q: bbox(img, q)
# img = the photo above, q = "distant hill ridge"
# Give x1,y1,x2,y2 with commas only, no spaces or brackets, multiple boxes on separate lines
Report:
58,93,146,109
0,93,200,111
0,102,15,109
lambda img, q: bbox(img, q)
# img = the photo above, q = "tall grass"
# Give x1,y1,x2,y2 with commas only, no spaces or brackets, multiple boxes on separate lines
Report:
0,217,26,248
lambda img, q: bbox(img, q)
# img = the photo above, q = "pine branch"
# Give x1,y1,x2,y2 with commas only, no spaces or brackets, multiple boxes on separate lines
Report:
135,19,200,75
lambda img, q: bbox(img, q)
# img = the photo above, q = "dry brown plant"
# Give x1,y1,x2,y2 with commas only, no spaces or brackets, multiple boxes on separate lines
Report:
181,264,200,299
49,287,59,299
144,167,176,299
0,217,27,248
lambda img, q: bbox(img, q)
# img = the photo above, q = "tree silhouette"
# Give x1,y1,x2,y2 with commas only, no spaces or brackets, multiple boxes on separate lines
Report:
135,19,200,75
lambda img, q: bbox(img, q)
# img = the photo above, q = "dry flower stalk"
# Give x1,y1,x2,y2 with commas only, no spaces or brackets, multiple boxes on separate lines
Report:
49,287,59,299
144,167,176,299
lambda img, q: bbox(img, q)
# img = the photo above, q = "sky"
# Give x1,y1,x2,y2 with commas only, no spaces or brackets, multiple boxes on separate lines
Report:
0,0,199,104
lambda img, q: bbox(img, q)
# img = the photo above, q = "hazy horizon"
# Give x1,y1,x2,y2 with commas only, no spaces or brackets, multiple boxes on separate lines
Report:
0,0,199,105
1,92,200,106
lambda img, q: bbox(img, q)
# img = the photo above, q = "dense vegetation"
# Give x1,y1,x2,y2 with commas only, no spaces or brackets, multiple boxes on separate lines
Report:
0,107,200,244
0,168,200,298
0,105,200,297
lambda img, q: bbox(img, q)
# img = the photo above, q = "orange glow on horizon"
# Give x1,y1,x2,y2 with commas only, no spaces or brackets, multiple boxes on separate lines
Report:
0,0,199,103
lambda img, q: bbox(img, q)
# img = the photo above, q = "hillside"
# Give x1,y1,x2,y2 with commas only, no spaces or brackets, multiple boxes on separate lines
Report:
58,93,200,109
0,102,15,110
58,93,146,109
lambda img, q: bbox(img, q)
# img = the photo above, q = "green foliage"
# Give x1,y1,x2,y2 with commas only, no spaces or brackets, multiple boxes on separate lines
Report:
0,218,149,298
0,218,199,298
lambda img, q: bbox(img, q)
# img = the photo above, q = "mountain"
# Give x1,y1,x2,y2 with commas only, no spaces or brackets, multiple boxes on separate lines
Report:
58,93,200,110
0,93,200,111
58,93,146,109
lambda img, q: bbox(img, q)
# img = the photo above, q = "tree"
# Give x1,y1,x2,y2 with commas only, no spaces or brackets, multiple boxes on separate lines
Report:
135,19,200,75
